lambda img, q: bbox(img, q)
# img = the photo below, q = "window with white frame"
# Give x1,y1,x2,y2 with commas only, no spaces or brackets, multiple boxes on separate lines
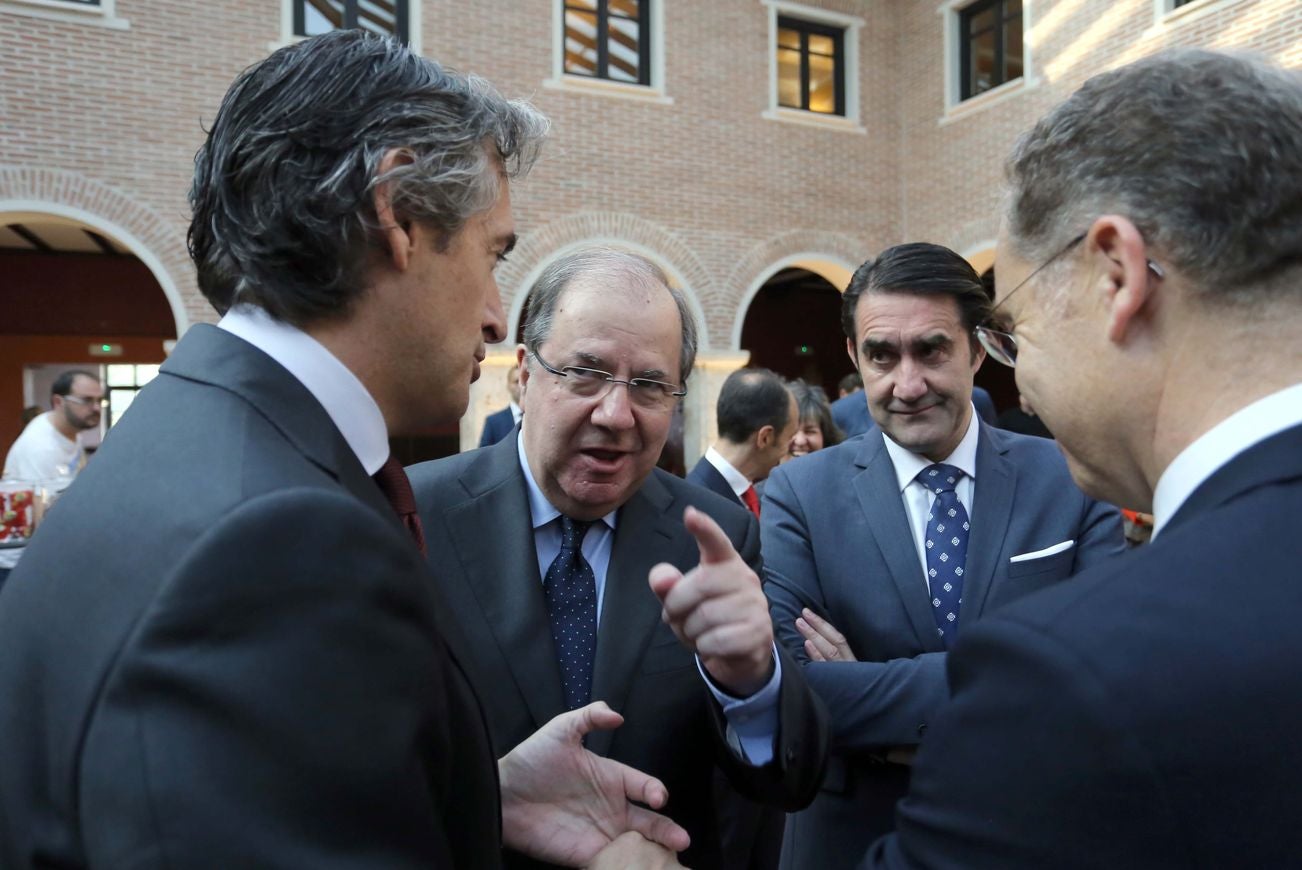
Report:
763,1,863,127
957,0,1023,101
0,0,126,29
290,0,410,44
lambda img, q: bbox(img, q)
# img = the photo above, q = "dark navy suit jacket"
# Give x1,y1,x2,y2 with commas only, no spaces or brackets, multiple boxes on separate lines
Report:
478,406,517,447
763,422,1124,868
866,424,1302,869
687,456,745,508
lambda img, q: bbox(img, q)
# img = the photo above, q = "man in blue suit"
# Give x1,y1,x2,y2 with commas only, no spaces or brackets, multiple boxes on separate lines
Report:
764,242,1123,869
865,50,1302,868
479,363,522,447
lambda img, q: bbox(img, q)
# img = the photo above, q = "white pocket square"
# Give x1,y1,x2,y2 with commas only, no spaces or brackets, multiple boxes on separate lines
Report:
1009,540,1075,563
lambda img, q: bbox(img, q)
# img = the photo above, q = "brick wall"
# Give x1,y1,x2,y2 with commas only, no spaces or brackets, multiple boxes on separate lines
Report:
1,0,1297,457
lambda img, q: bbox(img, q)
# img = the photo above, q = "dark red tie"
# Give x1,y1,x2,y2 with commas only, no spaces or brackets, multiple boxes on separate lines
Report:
741,485,761,519
372,455,427,556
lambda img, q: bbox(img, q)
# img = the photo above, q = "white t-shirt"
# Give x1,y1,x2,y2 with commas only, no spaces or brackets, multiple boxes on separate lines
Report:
1,413,83,569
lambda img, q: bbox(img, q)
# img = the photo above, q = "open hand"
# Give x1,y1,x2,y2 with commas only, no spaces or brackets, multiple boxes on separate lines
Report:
499,702,691,867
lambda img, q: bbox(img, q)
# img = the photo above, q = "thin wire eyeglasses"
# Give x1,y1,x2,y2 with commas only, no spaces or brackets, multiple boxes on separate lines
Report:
529,348,686,411
61,395,109,409
974,233,1166,368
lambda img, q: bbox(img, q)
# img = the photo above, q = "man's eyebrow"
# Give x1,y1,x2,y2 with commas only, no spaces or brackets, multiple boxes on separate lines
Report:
862,337,899,356
910,334,953,353
572,351,669,381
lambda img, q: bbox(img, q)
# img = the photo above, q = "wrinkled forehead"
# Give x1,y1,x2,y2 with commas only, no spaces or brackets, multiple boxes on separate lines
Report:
855,289,966,340
549,277,683,374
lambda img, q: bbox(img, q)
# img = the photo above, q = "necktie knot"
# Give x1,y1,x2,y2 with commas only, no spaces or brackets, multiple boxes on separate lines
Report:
559,515,593,552
919,463,964,495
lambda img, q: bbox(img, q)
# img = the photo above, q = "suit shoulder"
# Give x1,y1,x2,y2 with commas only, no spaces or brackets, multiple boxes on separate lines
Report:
656,469,751,528
769,438,862,491
407,445,484,489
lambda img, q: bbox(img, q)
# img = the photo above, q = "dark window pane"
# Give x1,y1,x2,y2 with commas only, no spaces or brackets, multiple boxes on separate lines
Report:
301,0,343,35
1005,15,1024,80
970,5,996,33
1006,0,1022,14
970,28,996,95
564,9,600,77
294,0,404,41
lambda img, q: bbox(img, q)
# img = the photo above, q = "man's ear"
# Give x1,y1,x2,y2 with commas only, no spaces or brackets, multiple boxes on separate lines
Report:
1088,215,1157,345
845,336,860,371
755,424,775,450
373,148,416,273
515,344,530,398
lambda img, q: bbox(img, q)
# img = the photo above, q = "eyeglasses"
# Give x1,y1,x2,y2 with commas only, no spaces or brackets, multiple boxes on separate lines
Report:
61,395,109,409
974,233,1166,368
530,348,686,412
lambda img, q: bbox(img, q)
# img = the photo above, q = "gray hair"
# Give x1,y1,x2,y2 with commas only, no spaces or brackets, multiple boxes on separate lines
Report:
1004,49,1302,306
189,29,549,324
522,247,700,383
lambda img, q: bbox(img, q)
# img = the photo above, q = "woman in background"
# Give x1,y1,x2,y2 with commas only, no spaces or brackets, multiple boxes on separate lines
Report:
785,379,844,460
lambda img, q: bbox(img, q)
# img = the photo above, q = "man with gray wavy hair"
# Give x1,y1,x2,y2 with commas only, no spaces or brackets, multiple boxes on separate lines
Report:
0,30,689,869
865,49,1302,869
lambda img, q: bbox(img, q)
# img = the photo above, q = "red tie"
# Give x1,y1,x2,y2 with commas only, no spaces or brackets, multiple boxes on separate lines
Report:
372,455,427,556
741,485,761,519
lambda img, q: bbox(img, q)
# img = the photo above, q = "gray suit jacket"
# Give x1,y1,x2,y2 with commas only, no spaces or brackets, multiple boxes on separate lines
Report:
408,435,830,870
0,325,502,868
762,422,1124,869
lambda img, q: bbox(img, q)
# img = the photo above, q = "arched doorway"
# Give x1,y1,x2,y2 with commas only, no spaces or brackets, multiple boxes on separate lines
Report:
0,212,176,457
973,265,1019,419
738,267,854,398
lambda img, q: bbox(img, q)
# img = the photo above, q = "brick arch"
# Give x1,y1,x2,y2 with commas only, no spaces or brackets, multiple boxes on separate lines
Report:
499,212,714,350
725,230,868,351
0,167,197,334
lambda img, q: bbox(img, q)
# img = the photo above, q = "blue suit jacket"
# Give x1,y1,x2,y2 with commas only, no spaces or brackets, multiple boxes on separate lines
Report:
686,456,745,508
478,407,516,448
867,423,1302,869
763,422,1124,868
832,389,996,438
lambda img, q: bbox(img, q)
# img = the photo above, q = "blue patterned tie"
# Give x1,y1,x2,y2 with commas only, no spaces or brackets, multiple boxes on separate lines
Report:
543,516,598,710
920,463,969,649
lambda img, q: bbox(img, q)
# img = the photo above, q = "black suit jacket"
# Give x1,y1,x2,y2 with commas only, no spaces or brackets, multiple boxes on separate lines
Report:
866,424,1302,868
687,456,745,507
409,435,829,869
0,325,502,869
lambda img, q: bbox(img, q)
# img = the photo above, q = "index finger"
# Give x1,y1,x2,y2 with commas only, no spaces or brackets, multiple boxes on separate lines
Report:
682,506,740,566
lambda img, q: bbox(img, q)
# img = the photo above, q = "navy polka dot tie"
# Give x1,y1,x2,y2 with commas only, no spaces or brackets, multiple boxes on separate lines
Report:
544,516,598,710
920,463,969,649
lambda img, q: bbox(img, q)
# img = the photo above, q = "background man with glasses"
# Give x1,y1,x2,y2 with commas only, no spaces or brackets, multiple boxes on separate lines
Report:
865,50,1302,868
762,242,1122,869
0,369,104,585
408,246,829,869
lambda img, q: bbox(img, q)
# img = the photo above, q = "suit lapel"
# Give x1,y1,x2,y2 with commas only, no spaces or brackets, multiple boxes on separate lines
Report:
852,434,945,652
587,474,677,757
965,424,1016,618
442,441,567,729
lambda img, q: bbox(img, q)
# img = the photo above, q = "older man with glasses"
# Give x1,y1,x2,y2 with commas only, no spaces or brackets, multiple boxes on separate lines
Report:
408,246,829,869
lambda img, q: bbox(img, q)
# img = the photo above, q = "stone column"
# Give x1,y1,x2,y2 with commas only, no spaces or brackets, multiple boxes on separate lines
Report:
681,350,751,469
459,349,519,452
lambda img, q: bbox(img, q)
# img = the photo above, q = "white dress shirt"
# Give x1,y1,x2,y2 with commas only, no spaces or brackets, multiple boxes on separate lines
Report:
509,401,523,425
1152,382,1302,539
704,446,752,500
880,407,980,593
516,430,779,764
218,305,389,474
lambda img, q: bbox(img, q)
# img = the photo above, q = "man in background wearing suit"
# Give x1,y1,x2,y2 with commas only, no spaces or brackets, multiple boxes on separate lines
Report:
0,31,687,869
480,363,523,446
688,367,797,517
763,243,1123,869
409,247,829,869
866,50,1302,868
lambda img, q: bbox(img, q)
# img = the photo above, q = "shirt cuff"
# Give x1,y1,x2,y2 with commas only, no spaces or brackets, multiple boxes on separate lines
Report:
695,645,782,766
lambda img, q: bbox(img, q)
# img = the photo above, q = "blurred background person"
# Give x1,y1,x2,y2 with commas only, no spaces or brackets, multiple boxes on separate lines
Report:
785,379,844,461
479,363,523,447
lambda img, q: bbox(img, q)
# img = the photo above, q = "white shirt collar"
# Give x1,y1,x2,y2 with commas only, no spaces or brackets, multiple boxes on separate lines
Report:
705,445,753,498
882,405,980,494
1151,382,1302,539
516,429,618,532
217,304,390,475
509,401,523,423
